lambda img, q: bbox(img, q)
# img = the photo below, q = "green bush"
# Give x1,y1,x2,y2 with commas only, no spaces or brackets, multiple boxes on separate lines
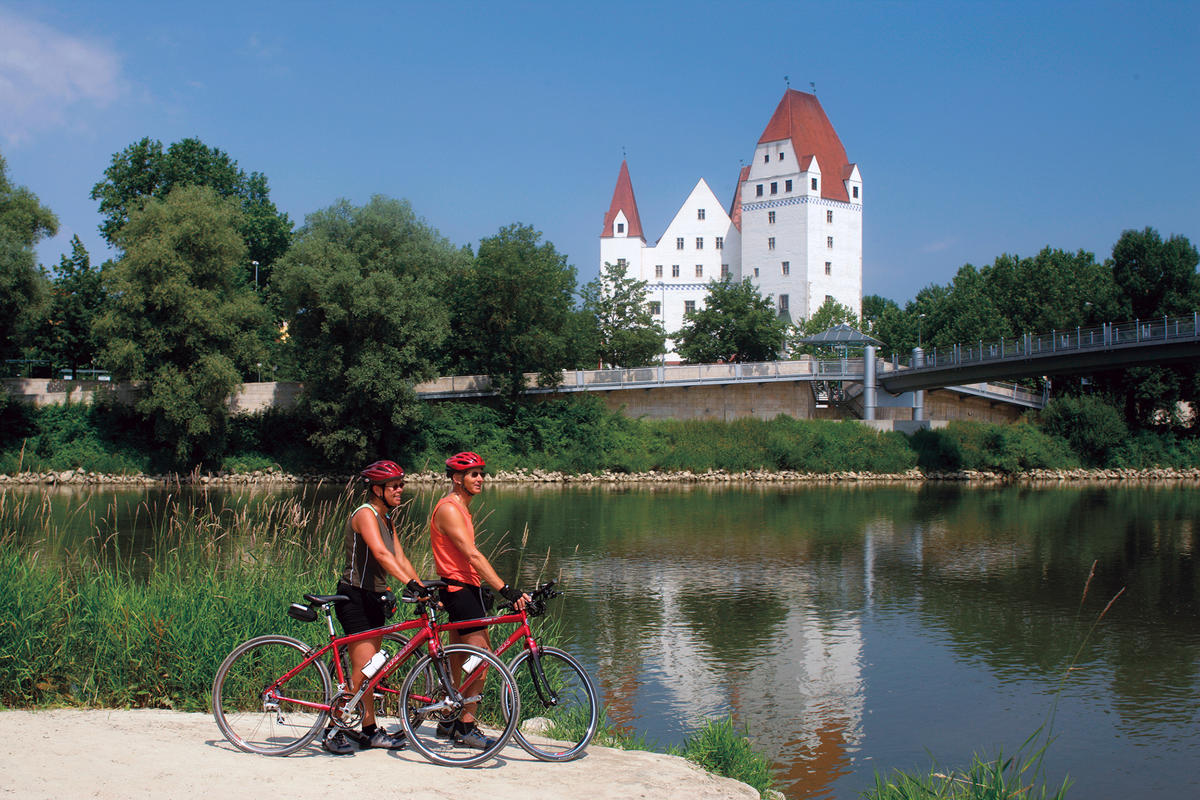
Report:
908,427,964,471
1039,397,1127,466
942,421,1079,472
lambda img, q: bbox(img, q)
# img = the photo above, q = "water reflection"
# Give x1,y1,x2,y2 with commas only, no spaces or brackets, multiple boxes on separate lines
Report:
5,481,1200,799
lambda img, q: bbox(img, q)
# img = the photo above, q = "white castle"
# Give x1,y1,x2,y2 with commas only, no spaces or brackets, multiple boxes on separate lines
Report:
600,89,862,360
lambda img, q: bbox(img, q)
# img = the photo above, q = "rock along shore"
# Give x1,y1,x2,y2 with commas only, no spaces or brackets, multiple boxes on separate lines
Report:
4,465,1200,488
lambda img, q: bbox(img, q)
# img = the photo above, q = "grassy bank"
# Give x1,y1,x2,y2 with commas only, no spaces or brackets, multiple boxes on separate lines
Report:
7,394,1200,479
0,487,777,796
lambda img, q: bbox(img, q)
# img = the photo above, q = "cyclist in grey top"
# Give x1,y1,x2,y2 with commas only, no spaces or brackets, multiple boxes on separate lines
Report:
324,459,430,754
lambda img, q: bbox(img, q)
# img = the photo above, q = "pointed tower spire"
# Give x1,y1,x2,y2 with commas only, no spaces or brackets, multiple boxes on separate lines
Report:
600,160,645,239
758,89,851,202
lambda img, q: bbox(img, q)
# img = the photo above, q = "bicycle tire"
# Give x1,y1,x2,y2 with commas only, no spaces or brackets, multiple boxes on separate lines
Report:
212,634,332,756
399,643,520,767
506,646,599,761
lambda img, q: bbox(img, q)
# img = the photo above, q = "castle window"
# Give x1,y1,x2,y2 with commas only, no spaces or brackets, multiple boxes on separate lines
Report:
672,264,680,278
763,154,769,164
779,294,789,312
825,261,832,276
617,258,627,268
715,236,724,250
770,182,778,195
826,294,835,304
753,267,760,277
617,222,624,233
649,301,661,315
768,211,776,224
695,264,703,278
827,210,833,223
768,237,775,250
811,178,818,190
785,179,792,192
696,237,704,250
721,263,729,278
685,300,697,314
853,186,859,199
779,152,785,161
697,208,706,220
655,264,663,278
827,236,834,248
756,184,764,197
781,261,790,275
676,237,685,250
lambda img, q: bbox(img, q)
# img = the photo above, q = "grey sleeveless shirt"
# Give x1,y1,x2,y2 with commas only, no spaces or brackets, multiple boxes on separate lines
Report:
340,503,397,592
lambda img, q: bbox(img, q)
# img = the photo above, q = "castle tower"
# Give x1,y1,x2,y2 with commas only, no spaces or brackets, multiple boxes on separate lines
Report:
598,90,862,362
739,89,862,320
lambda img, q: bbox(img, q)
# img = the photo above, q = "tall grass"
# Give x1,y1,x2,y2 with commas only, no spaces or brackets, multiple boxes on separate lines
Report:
1,486,777,795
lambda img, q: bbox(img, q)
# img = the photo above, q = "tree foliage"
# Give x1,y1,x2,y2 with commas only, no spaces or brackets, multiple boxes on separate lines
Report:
0,152,57,362
673,278,788,363
271,196,468,466
580,261,665,367
94,185,267,466
90,137,293,281
452,223,578,397
42,236,106,378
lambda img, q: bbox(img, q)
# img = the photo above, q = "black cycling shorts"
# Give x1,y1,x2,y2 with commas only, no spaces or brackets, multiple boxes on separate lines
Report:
438,583,493,635
334,581,386,636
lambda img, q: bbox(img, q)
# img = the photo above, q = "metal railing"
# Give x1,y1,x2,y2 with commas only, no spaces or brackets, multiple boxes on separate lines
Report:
894,312,1200,371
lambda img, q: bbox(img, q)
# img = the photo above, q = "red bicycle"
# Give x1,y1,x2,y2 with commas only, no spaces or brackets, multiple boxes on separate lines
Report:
211,585,520,767
417,581,598,761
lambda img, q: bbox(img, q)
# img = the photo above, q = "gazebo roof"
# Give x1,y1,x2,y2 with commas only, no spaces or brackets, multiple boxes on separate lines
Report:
796,323,882,346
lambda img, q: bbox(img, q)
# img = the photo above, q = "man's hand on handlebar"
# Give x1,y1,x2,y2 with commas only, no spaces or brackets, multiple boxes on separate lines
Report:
500,583,532,611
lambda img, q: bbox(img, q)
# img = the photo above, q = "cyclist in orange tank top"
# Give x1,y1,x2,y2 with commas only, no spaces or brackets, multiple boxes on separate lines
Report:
429,451,530,750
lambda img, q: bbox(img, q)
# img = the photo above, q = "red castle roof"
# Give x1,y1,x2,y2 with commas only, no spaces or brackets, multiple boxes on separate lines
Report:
758,90,852,203
600,160,645,239
729,165,750,232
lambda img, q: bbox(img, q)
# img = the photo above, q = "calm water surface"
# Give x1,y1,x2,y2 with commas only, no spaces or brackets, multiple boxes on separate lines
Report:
9,482,1200,799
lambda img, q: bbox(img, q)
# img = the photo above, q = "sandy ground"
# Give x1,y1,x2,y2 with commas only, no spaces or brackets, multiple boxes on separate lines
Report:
0,709,758,800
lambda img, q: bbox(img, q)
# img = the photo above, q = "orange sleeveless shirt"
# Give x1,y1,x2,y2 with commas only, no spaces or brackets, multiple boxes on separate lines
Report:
430,495,479,590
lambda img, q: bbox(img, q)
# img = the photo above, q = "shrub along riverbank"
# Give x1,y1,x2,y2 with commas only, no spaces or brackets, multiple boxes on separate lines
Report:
3,394,1199,480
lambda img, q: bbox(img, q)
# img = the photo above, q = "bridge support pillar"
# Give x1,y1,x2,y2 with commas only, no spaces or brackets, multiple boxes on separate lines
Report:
863,345,877,420
911,347,926,421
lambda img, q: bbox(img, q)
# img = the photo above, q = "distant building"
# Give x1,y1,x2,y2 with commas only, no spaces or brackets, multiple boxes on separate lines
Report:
600,89,862,360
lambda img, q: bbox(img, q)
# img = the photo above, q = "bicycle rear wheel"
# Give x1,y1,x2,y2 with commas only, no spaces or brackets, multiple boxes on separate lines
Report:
507,646,599,761
212,635,332,756
399,643,520,767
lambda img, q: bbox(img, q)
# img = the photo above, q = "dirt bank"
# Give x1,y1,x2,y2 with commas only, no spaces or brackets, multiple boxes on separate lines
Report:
0,709,758,800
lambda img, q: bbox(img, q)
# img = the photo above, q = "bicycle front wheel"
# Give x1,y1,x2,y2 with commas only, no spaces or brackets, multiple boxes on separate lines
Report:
507,646,599,761
399,643,520,767
212,635,332,756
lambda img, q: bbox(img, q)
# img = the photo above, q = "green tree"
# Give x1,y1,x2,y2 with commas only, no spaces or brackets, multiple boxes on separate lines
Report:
90,137,292,283
271,196,468,465
1101,228,1200,425
673,278,788,363
42,236,106,378
95,185,267,466
0,152,57,363
580,261,666,367
453,224,578,397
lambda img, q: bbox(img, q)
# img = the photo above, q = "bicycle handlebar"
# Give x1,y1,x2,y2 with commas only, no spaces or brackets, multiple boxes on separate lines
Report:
496,581,561,616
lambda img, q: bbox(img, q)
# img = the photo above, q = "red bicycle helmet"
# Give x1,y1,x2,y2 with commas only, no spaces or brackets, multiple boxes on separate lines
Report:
361,460,405,484
445,451,485,472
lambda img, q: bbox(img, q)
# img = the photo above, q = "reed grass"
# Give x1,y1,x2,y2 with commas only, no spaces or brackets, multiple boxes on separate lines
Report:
1,486,778,796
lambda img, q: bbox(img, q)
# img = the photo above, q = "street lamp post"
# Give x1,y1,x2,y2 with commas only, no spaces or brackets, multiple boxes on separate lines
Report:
918,313,926,348
252,260,259,289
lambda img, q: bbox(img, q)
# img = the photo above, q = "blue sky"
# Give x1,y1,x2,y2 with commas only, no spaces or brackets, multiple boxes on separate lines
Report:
3,0,1197,304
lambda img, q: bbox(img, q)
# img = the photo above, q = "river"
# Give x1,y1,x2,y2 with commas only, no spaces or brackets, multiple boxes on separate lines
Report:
8,481,1200,799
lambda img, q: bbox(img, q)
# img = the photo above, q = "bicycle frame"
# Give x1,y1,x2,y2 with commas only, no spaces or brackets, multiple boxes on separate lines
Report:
266,601,459,721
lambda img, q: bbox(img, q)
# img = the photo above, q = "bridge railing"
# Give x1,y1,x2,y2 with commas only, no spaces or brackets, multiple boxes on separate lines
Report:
895,312,1200,371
